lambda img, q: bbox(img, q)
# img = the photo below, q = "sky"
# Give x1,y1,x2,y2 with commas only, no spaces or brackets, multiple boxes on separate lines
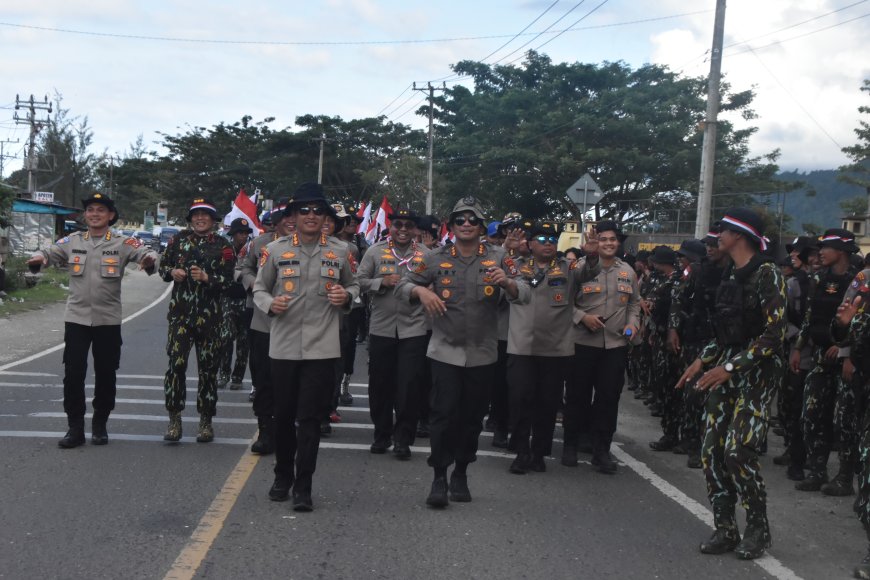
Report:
1,0,868,180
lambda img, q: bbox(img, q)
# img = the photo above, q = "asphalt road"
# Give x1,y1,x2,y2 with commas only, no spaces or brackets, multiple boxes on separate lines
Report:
0,274,865,579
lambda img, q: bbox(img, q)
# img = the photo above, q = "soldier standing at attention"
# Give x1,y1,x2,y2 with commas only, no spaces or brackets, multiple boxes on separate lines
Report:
159,199,235,444
562,220,635,473
218,217,253,390
28,193,157,448
398,197,534,508
253,183,359,512
677,208,785,560
357,208,428,459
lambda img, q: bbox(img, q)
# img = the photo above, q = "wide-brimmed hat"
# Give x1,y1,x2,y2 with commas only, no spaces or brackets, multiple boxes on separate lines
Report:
649,245,677,264
818,228,859,254
719,208,768,250
81,192,119,226
703,223,722,246
284,183,337,219
228,217,253,236
187,198,219,222
676,239,706,261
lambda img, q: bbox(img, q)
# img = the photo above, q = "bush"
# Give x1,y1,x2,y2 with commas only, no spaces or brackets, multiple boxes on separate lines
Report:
2,255,69,292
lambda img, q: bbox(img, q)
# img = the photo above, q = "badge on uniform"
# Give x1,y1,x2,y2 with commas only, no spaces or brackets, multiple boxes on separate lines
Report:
281,251,296,259
259,249,270,267
324,251,338,260
483,285,495,296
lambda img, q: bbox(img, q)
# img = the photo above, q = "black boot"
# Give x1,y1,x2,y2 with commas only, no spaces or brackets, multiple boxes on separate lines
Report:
735,503,772,560
91,410,110,445
649,435,678,452
821,463,856,497
561,445,578,467
448,471,472,502
251,419,274,455
426,475,449,508
59,416,86,449
795,470,828,491
699,501,740,555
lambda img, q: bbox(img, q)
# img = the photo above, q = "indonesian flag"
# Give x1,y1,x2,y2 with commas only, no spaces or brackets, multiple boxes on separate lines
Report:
223,189,262,233
439,222,453,245
357,200,373,235
366,196,393,245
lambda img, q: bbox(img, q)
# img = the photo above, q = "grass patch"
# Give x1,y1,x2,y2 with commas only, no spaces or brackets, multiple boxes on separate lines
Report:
0,257,69,317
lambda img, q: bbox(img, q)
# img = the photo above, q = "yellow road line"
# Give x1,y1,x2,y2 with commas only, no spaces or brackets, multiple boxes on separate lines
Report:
163,441,261,580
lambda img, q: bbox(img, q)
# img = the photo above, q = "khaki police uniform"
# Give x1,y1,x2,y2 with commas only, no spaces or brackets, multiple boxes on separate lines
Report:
253,232,360,494
358,238,428,452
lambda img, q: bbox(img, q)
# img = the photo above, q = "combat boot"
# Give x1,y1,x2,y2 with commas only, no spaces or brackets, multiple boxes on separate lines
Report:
561,445,578,467
795,470,828,491
700,501,740,555
426,476,449,508
164,412,183,442
196,414,214,443
854,528,870,579
649,435,678,452
448,471,472,502
58,415,86,449
338,374,353,405
91,409,110,445
251,418,274,455
772,449,791,466
687,451,702,469
735,503,771,560
821,465,855,497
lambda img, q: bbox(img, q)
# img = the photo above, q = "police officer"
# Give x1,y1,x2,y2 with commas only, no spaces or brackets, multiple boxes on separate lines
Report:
398,197,535,508
159,198,235,444
218,217,253,390
253,183,359,512
791,228,860,493
28,193,157,448
677,207,785,560
358,207,428,459
561,220,635,473
236,199,294,454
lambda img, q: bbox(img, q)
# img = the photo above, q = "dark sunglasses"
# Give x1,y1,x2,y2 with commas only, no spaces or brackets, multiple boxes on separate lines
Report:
452,215,480,226
392,220,416,230
297,206,328,216
532,235,559,245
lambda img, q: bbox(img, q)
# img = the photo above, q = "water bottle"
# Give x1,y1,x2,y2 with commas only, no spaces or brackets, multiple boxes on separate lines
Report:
624,328,633,338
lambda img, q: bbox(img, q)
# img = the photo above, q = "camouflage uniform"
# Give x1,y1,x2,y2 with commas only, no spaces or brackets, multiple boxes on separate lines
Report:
159,230,235,417
649,268,683,446
631,270,657,401
218,241,250,387
699,257,785,542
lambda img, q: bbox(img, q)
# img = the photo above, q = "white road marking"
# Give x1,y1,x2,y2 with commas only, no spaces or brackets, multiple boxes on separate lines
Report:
0,430,252,445
0,371,58,377
611,445,804,580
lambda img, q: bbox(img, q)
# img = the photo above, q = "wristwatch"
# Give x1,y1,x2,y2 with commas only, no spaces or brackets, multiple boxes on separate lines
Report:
724,362,735,373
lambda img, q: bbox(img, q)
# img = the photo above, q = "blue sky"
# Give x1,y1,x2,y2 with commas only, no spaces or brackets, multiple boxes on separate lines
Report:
1,0,867,175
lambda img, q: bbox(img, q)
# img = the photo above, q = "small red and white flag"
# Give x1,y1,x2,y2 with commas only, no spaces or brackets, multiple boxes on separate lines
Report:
366,196,393,245
439,222,453,246
223,189,262,234
357,200,373,235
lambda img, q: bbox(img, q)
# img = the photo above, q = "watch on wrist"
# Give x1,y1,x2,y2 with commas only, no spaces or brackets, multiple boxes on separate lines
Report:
724,362,735,373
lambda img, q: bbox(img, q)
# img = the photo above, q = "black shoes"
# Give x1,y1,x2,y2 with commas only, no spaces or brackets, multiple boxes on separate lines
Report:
416,421,430,438
786,465,806,481
509,454,531,475
821,471,855,496
91,413,109,446
292,490,314,512
251,429,274,455
699,528,741,555
561,445,578,467
58,427,86,449
393,443,412,460
426,477,449,508
370,438,392,454
592,452,618,475
492,430,509,449
735,523,771,560
772,450,791,465
649,435,678,452
795,472,828,492
529,455,546,472
269,476,293,502
448,472,472,502
687,453,702,469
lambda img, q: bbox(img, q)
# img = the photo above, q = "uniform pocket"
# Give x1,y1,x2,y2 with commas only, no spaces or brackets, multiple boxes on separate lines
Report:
69,254,87,276
318,265,340,296
101,257,122,278
279,267,301,297
477,283,499,302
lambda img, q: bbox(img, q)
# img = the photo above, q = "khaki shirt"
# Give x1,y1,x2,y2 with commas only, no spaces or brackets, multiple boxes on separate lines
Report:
397,243,531,367
37,231,158,326
253,233,360,360
572,258,641,349
237,232,283,333
357,239,428,339
508,256,601,357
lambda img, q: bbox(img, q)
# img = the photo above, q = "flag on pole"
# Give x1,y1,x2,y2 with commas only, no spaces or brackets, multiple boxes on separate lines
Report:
366,196,393,245
439,222,453,246
223,188,263,233
357,200,374,235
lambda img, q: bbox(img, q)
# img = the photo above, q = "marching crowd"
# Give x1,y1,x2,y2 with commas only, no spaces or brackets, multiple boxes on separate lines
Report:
26,184,870,577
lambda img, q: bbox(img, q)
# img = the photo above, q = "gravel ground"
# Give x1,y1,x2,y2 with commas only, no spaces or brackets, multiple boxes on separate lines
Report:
0,267,170,365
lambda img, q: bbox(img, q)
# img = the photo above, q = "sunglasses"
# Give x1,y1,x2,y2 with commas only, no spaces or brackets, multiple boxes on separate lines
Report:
297,206,328,216
392,220,416,230
532,235,559,245
452,215,481,226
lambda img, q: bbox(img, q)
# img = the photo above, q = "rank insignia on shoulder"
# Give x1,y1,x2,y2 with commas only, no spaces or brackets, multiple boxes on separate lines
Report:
857,272,866,282
348,253,358,274
569,261,579,270
259,249,270,267
414,261,427,274
325,251,338,260
124,237,142,248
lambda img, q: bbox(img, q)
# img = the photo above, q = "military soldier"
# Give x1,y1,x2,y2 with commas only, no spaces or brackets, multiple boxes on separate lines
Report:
358,208,428,458
236,199,294,455
253,183,359,512
677,207,785,560
397,197,533,508
159,199,235,443
791,228,860,494
28,193,157,448
630,250,654,403
218,217,253,390
561,221,635,473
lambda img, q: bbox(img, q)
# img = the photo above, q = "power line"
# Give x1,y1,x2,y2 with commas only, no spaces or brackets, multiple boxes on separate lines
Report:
506,0,610,65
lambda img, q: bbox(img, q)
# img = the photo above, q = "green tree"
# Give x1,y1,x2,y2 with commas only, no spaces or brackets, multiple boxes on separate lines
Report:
840,195,868,217
840,79,870,187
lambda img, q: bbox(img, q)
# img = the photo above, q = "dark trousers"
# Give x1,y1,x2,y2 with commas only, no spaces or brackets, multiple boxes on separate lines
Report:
564,344,628,451
488,340,510,431
249,329,273,421
428,360,494,469
62,322,122,423
417,331,433,426
507,354,567,457
271,358,336,492
784,368,808,467
368,334,428,445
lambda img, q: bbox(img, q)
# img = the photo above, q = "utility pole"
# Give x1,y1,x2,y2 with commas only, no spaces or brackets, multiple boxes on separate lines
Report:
13,94,52,198
413,82,446,215
694,0,727,238
0,138,20,179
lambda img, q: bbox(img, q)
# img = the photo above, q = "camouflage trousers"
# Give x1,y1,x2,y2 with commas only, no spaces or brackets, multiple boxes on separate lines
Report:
854,380,870,528
702,355,781,509
653,337,682,440
218,297,250,383
630,337,653,393
164,319,221,416
802,350,848,475
680,342,705,444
